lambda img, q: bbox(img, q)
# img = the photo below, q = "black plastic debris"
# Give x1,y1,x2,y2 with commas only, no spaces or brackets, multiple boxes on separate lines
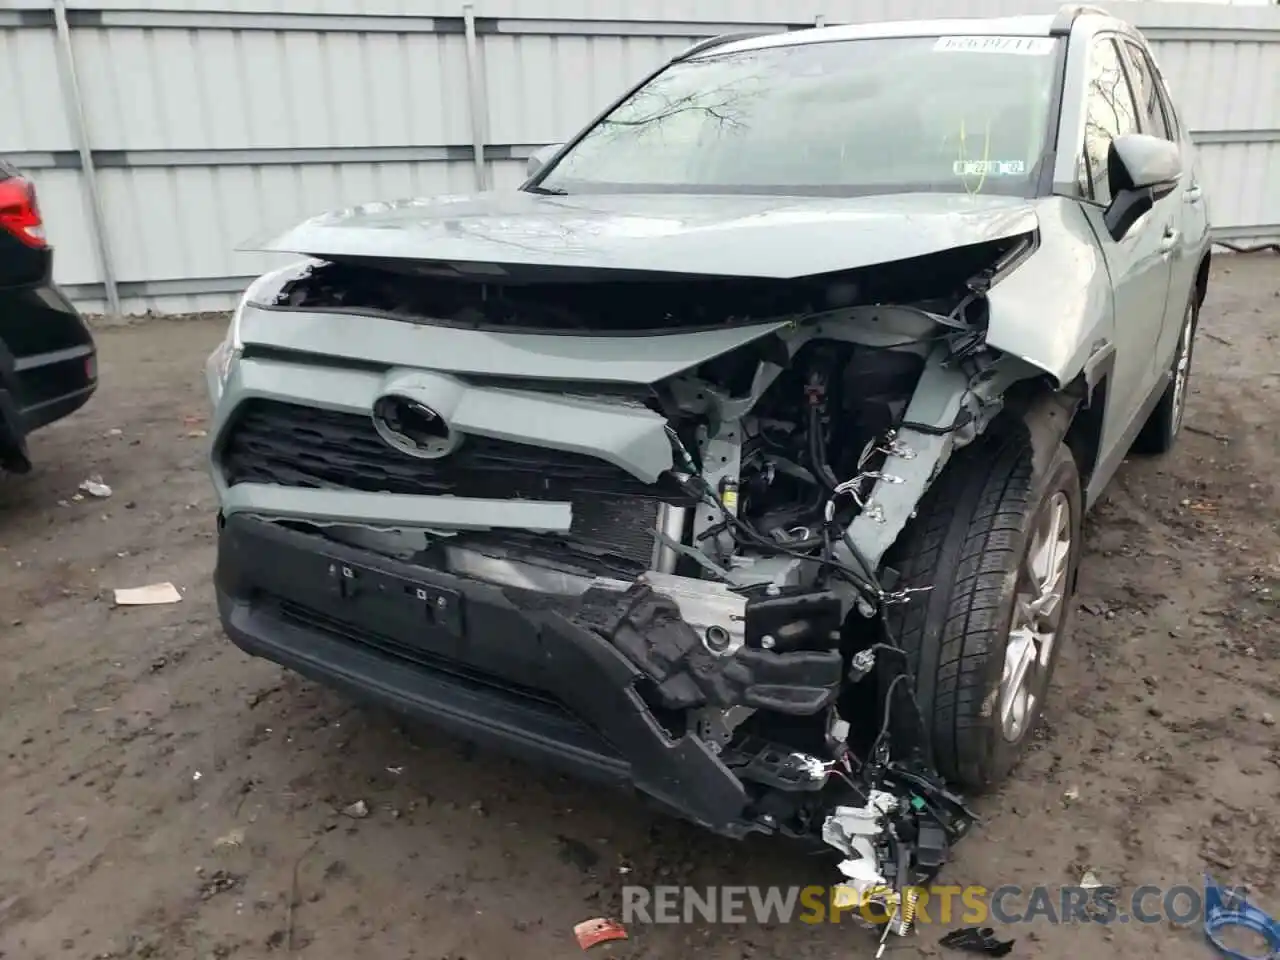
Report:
939,926,1016,957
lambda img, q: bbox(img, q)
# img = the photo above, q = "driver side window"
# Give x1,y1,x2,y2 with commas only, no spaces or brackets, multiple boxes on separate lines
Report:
1078,37,1141,206
1119,40,1173,140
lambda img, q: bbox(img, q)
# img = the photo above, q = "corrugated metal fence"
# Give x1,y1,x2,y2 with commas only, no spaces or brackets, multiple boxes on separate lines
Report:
2,0,1278,315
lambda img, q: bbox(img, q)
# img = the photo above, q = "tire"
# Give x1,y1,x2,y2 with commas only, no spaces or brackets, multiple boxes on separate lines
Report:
1133,290,1199,455
0,435,31,474
883,429,1083,790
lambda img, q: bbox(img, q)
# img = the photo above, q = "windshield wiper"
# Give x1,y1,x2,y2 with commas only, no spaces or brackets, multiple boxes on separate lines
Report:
525,184,568,196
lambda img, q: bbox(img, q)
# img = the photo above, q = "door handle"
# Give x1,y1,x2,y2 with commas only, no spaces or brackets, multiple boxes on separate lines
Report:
1159,226,1180,254
1184,183,1202,204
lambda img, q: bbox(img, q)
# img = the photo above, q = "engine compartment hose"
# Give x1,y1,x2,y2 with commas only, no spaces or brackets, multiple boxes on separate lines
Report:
808,401,841,491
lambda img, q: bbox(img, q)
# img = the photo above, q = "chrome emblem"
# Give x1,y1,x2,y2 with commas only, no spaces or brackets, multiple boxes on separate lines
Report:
372,395,460,459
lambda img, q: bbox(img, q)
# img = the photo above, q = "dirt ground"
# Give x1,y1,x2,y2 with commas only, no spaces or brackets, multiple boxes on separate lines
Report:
1,255,1277,960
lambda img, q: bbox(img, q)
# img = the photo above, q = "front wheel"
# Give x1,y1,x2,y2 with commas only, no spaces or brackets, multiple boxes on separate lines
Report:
884,430,1083,789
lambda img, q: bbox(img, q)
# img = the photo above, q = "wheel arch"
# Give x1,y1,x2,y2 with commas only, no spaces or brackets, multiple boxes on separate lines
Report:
992,374,1092,490
1018,385,1083,481
1050,340,1116,504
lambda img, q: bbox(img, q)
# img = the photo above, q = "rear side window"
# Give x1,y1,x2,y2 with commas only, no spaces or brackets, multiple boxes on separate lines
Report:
1120,40,1173,140
1078,37,1141,206
1146,49,1183,140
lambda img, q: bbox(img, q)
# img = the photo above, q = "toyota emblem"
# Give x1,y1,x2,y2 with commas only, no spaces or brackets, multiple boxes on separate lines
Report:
371,395,460,459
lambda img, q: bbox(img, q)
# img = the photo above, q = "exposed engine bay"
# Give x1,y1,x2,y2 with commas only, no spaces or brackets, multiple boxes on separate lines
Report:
220,235,1048,936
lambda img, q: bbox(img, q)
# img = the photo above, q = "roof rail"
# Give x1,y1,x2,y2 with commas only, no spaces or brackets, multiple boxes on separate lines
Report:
1049,4,1112,36
671,31,777,62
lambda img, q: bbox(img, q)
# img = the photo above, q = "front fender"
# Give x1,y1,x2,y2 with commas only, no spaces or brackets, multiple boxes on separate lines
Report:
984,197,1114,388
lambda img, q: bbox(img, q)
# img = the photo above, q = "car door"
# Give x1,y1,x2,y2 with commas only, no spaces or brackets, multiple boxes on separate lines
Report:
1072,35,1174,454
1118,38,1204,364
1154,45,1210,340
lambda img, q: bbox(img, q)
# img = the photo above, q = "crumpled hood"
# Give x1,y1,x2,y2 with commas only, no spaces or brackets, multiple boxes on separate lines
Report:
249,191,1038,278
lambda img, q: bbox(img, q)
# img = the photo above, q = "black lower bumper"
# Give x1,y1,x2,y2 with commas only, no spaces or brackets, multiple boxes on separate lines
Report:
16,375,96,433
0,280,97,465
216,514,778,835
0,352,96,466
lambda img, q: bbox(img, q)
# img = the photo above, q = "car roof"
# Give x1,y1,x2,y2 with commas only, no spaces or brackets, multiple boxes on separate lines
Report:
699,14,1104,59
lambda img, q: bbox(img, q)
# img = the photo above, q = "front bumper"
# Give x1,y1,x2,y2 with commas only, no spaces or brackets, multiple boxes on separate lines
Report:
215,513,827,836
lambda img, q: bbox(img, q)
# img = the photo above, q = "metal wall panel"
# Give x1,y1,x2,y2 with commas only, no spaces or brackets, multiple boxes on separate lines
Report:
3,0,1277,315
68,28,475,151
1153,38,1280,131
0,27,75,152
9,0,1276,17
1194,141,1280,240
25,169,101,285
481,33,704,146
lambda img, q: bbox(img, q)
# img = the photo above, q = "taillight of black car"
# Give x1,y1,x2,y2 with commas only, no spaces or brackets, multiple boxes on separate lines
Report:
0,176,47,249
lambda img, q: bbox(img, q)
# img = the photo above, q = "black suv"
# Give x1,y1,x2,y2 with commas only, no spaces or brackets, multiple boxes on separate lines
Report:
0,159,97,472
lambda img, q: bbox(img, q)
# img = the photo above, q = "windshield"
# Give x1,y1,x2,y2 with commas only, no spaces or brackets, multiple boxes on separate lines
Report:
536,35,1061,198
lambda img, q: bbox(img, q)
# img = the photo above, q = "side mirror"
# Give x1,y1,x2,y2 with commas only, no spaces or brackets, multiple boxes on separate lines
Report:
526,143,563,179
1102,133,1182,241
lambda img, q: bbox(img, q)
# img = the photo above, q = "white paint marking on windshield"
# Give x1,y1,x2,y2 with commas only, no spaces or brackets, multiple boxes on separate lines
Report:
933,36,1055,55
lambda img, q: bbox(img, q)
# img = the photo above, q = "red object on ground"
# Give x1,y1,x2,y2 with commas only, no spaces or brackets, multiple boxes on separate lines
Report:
573,917,628,950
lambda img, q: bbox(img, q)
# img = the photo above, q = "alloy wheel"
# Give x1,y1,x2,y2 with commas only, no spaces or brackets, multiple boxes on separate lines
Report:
1170,303,1195,434
1000,491,1072,742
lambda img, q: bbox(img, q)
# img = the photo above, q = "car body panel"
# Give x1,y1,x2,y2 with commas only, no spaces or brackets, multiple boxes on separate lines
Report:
982,196,1113,389
1159,63,1211,359
236,303,792,385
1077,194,1174,453
221,482,575,532
248,192,1039,281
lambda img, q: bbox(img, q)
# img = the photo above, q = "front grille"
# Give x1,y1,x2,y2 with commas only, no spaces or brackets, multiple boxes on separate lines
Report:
220,399,679,567
221,399,664,500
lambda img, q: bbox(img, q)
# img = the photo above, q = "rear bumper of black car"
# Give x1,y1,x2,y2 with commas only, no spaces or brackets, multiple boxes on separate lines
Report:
0,346,96,466
11,345,97,431
0,281,96,462
215,513,774,836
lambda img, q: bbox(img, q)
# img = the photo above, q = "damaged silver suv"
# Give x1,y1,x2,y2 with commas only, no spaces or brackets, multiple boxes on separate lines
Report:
207,5,1210,924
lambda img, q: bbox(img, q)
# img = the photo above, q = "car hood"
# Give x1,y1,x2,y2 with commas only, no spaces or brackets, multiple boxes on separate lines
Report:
249,191,1038,279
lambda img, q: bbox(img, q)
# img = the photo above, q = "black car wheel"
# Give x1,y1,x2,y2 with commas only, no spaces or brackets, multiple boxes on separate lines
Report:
884,428,1083,789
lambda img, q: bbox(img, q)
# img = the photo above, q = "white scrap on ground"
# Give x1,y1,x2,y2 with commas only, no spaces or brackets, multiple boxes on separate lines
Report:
79,475,112,498
113,582,183,605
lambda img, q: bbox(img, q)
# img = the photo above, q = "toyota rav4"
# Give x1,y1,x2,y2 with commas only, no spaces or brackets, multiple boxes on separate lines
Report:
207,6,1210,928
